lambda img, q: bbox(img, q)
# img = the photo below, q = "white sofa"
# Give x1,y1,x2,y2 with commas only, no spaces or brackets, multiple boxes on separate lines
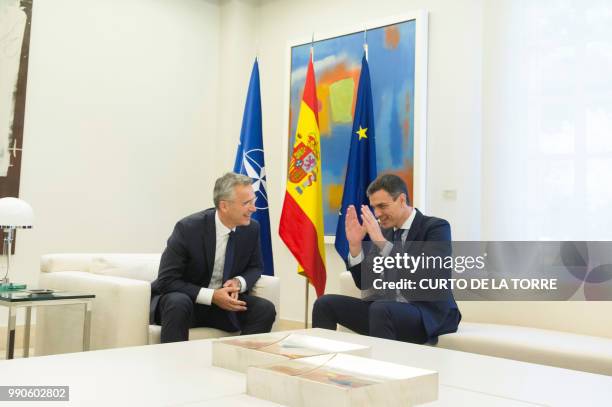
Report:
35,253,280,356
339,271,612,376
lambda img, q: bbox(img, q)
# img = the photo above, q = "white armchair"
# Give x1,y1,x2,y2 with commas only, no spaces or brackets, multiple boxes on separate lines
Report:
35,253,280,356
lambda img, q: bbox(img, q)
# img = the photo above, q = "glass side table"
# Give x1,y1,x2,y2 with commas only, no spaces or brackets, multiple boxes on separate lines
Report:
0,290,95,360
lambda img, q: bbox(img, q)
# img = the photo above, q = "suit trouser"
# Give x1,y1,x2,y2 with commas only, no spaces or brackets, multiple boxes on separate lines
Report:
155,292,276,343
312,294,428,344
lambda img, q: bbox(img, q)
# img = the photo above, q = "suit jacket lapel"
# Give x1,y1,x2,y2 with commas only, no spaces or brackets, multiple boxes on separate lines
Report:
382,228,394,241
404,209,424,252
203,211,216,276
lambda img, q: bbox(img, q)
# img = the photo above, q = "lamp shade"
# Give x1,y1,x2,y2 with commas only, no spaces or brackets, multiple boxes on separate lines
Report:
0,197,34,228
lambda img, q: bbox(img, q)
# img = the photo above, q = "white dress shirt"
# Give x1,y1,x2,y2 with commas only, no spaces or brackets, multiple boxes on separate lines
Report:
196,211,247,305
348,208,417,266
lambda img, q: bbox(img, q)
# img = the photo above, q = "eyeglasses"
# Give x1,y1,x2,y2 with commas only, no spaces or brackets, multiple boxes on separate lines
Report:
241,198,257,207
223,197,257,207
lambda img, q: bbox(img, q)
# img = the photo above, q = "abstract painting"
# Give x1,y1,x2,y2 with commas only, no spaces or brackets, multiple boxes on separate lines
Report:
286,14,428,237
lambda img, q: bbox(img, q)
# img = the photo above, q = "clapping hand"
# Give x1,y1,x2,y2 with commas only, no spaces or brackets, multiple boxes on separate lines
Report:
345,205,366,256
360,205,386,247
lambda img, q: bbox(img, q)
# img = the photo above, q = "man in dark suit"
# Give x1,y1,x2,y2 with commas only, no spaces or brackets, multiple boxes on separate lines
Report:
150,172,276,343
313,174,461,344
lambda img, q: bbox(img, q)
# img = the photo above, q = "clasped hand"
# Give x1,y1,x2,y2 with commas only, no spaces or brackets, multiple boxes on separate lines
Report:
345,205,385,255
212,279,247,311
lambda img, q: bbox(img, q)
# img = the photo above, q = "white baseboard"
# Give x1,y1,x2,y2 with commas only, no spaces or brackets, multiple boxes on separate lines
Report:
274,318,311,331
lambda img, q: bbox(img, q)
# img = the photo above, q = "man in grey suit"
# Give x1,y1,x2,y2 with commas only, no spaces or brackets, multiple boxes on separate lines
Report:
150,172,276,343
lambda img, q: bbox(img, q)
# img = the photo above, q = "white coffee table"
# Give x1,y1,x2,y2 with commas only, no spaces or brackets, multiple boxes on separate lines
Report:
0,328,610,406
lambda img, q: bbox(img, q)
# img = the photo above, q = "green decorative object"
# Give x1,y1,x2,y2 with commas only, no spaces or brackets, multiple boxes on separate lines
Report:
0,282,27,292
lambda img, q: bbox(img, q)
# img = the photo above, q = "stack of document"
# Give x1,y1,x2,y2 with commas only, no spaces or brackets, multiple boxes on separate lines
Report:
212,332,370,373
247,353,438,407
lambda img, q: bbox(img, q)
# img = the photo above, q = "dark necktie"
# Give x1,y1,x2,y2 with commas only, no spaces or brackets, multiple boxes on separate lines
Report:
222,231,235,283
393,228,404,252
393,228,404,243
222,231,240,332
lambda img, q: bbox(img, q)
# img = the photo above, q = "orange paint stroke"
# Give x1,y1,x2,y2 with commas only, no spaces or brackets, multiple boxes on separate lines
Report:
403,93,411,144
389,166,414,205
384,26,400,49
328,183,344,212
317,84,331,136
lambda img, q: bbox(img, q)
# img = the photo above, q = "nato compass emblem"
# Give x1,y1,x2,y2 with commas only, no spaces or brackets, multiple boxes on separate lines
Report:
240,148,268,210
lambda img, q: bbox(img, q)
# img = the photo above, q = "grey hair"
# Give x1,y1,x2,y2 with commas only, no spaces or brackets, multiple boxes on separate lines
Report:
213,172,253,208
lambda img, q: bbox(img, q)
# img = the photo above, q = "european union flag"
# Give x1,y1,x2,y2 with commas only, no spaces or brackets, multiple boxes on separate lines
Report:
234,59,275,276
335,53,377,261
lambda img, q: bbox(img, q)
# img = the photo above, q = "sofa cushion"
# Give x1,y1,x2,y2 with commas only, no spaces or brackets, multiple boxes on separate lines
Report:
457,301,612,340
90,254,161,282
41,253,97,273
436,322,612,376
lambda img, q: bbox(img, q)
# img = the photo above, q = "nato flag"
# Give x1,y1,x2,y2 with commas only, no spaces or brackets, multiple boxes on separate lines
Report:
234,59,275,276
335,53,377,261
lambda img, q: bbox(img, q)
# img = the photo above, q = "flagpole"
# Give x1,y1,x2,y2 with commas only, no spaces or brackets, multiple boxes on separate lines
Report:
281,30,325,327
364,27,368,61
305,31,314,330
311,32,315,61
304,280,309,328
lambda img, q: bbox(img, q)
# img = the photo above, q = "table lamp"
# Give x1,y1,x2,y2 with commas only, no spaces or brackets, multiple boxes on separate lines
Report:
0,197,34,288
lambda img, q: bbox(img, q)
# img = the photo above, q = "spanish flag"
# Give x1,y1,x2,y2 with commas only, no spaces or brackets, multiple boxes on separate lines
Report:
279,51,327,297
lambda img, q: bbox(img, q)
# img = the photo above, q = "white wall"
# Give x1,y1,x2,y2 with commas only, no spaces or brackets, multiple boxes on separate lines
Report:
10,0,571,328
254,0,483,322
216,0,259,173
2,0,221,324
481,0,612,240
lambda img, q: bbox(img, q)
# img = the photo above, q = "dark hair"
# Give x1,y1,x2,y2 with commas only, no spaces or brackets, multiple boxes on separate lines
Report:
366,174,410,205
